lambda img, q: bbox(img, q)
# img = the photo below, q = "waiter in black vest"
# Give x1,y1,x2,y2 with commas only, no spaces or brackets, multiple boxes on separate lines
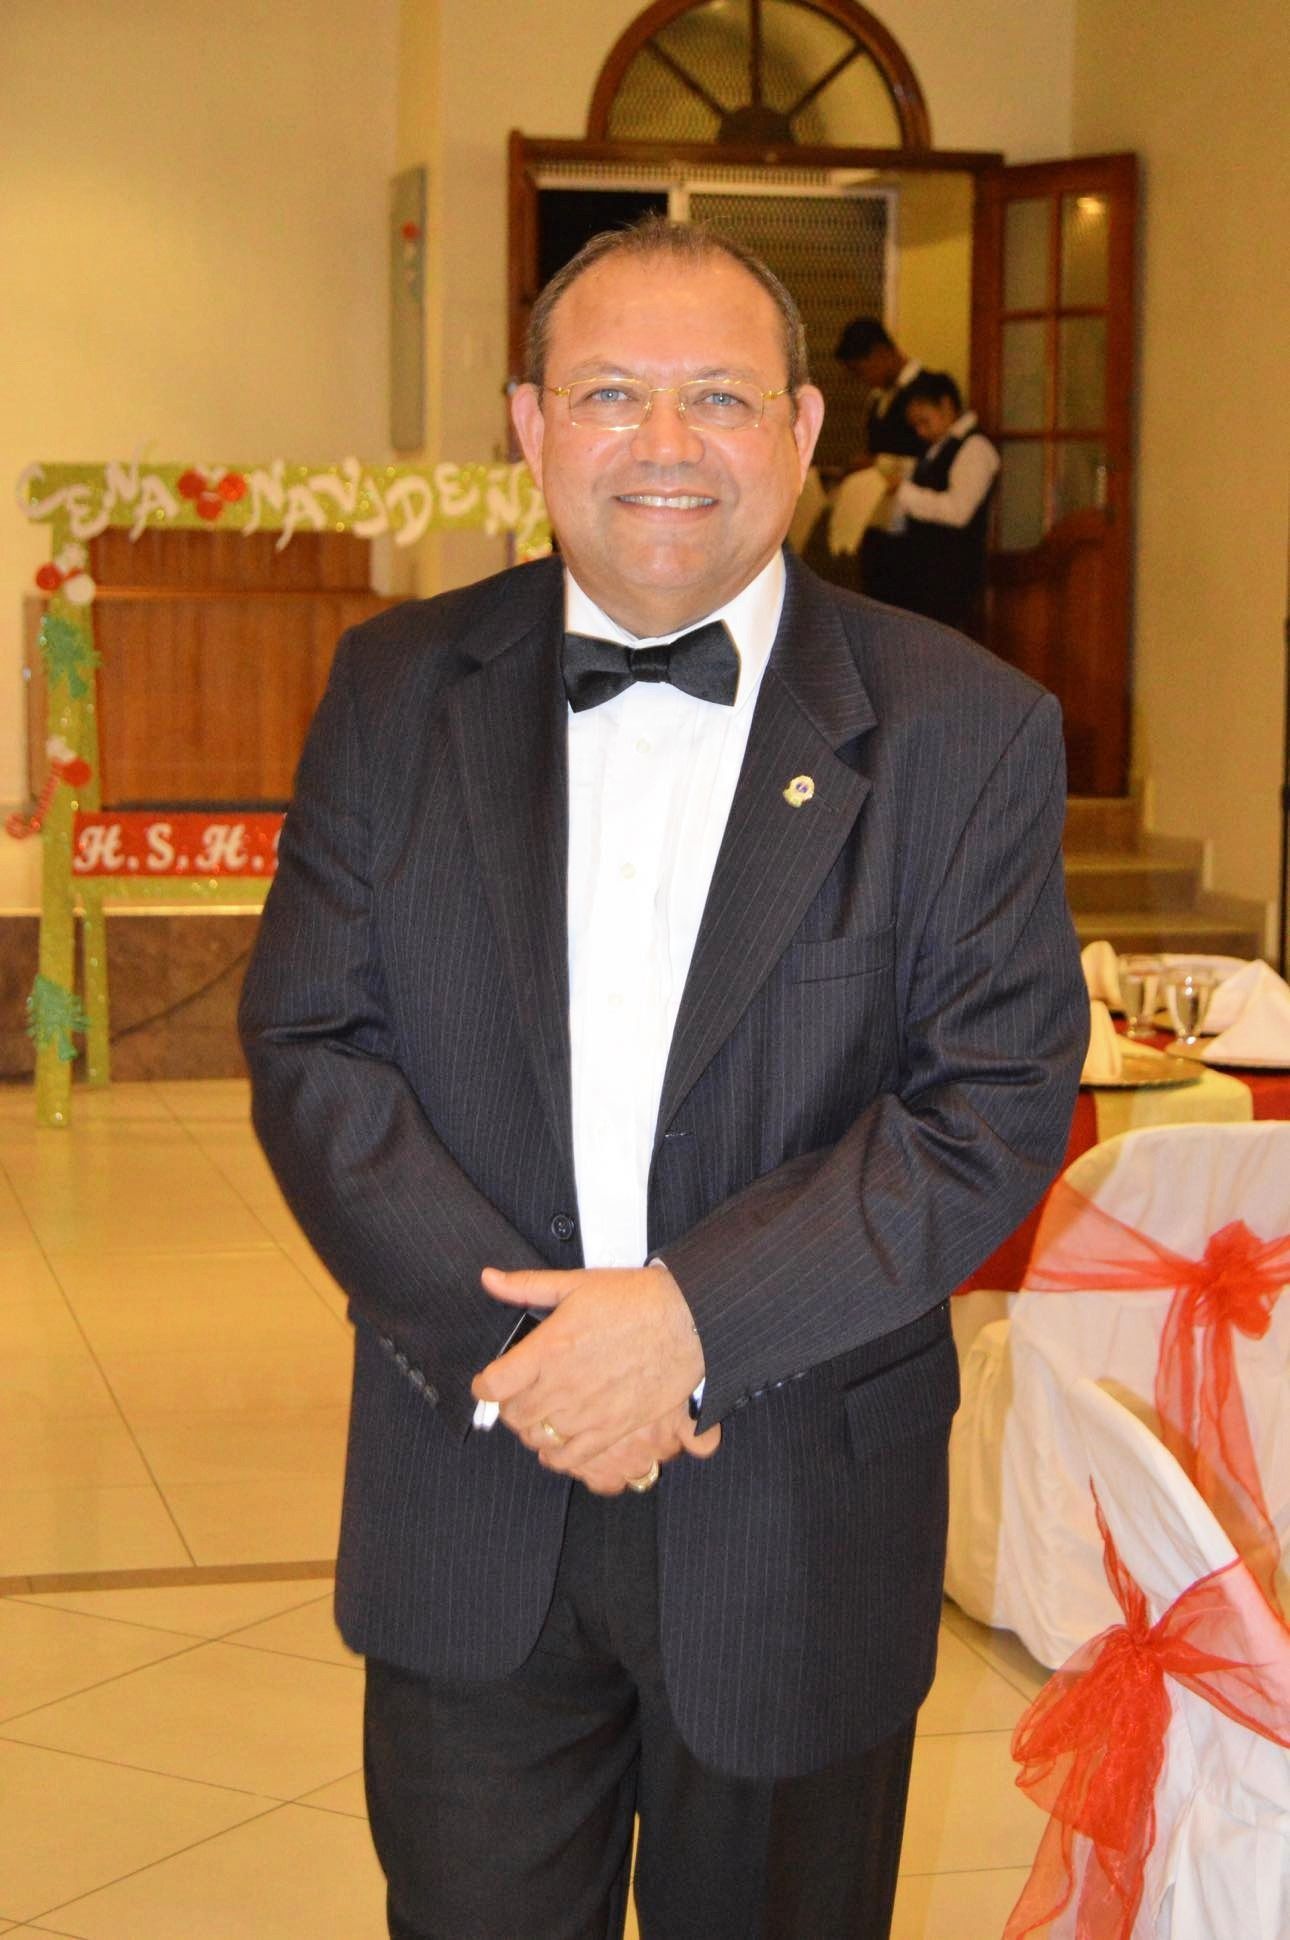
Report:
883,369,1000,640
833,317,927,603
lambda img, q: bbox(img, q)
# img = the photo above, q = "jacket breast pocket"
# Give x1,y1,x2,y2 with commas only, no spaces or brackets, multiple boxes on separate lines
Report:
789,925,895,984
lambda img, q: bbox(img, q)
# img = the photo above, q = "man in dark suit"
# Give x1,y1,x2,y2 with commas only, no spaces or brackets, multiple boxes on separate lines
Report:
240,218,1086,1940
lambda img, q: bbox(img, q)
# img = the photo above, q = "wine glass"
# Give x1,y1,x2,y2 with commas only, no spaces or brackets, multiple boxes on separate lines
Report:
1117,954,1163,1040
1164,966,1217,1046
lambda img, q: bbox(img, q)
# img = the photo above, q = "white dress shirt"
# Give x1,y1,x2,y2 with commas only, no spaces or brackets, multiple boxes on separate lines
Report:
868,358,922,439
473,552,784,1428
896,412,1000,527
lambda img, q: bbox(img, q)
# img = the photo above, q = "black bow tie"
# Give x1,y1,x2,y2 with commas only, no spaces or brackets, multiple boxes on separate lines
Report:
562,620,740,714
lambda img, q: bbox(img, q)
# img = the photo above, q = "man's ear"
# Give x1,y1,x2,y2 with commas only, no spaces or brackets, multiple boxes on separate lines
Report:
791,385,826,479
511,384,546,488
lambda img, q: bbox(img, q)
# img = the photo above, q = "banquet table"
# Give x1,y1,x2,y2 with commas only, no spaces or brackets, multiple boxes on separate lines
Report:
957,1032,1290,1295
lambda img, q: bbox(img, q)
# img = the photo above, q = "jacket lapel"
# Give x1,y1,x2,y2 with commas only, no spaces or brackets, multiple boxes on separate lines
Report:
656,560,876,1135
446,567,574,1175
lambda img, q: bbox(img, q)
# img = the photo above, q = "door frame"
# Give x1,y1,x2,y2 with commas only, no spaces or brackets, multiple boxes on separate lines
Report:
507,134,1003,387
970,151,1139,794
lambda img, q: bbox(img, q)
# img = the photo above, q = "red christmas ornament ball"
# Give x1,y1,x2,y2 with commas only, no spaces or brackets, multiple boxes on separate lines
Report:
177,469,207,501
35,563,64,592
218,472,247,503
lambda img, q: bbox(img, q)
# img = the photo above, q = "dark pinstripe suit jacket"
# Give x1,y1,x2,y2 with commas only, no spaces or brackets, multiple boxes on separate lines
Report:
239,550,1086,1780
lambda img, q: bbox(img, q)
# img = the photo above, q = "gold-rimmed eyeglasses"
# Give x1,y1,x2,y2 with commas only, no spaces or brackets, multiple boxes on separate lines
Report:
547,376,791,433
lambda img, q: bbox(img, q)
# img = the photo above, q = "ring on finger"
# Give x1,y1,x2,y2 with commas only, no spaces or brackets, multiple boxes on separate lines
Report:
539,1418,566,1448
627,1459,661,1493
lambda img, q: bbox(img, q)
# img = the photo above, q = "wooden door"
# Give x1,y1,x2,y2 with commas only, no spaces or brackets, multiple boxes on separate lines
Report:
971,153,1137,795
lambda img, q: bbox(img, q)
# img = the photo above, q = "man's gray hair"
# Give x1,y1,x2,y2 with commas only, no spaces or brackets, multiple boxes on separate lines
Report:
525,216,811,399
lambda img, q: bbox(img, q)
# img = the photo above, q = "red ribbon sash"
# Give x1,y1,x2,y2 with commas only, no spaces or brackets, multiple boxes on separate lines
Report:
1023,1180,1289,1611
1005,1497,1290,1940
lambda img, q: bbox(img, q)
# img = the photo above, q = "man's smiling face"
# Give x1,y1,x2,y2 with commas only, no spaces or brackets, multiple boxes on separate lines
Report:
511,250,823,638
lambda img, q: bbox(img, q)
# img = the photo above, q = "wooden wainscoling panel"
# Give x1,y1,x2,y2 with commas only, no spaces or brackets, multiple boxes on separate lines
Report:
25,533,401,803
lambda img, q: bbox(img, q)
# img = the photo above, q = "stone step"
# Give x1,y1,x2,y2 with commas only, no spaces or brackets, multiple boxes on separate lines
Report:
1063,796,1138,852
1072,909,1265,957
1063,852,1199,915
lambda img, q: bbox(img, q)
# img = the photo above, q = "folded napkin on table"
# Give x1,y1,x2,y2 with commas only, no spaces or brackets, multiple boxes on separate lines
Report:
1161,953,1250,1032
1081,999,1124,1082
1081,940,1121,1010
1199,962,1290,1064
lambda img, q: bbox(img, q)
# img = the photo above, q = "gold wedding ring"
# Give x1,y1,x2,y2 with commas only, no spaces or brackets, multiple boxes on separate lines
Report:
627,1459,661,1493
539,1418,566,1448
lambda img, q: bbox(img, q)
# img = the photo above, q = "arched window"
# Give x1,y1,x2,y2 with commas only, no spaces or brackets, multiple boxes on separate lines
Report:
588,0,930,151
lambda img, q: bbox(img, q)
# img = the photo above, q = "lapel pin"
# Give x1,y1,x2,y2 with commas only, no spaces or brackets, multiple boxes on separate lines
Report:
783,774,815,808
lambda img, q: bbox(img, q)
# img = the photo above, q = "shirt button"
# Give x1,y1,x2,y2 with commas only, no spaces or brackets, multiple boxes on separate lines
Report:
607,991,623,1008
550,1212,577,1242
635,737,651,754
620,862,636,880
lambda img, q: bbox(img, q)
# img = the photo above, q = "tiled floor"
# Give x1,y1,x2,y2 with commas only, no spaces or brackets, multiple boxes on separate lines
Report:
0,1079,1050,1937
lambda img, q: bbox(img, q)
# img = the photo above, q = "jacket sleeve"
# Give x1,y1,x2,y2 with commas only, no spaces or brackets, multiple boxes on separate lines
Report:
665,690,1088,1428
238,636,547,1438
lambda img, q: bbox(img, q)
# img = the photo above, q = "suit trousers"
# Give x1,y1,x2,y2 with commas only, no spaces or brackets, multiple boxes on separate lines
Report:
364,1477,917,1940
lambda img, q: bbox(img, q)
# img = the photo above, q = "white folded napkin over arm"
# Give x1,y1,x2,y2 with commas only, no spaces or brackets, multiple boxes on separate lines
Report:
1080,999,1124,1082
1200,962,1290,1064
827,467,894,556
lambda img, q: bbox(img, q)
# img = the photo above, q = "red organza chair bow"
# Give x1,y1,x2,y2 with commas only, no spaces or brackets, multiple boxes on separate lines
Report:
1005,1494,1290,1940
1024,1180,1290,1611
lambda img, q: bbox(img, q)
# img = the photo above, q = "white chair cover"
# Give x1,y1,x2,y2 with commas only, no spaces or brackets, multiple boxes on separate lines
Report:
947,1122,1290,1666
1054,1375,1290,1939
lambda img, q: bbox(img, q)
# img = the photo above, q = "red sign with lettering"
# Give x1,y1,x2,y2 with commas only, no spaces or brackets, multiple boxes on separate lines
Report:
71,812,284,878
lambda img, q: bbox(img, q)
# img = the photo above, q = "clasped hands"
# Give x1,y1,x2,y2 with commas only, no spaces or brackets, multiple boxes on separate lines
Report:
471,1263,720,1495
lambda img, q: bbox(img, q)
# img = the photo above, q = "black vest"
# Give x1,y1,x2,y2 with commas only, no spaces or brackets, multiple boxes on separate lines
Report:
901,428,997,636
865,374,927,459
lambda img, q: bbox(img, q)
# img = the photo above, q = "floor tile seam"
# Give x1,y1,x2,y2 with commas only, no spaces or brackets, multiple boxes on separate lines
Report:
0,1163,63,1278
6,1585,333,1643
915,1726,1017,1745
939,1624,1050,1701
43,1242,318,1265
896,1862,1034,1879
184,1123,355,1337
0,1726,310,1804
21,1796,291,1928
22,1237,200,1571
4,1599,217,1641
290,1765,364,1804
220,1636,359,1672
151,1086,188,1126
915,1720,1026,1738
0,1633,212,1727
1,1559,334,1597
213,1589,337,1637
0,1476,187,1498
293,1794,368,1819
16,1240,282,1259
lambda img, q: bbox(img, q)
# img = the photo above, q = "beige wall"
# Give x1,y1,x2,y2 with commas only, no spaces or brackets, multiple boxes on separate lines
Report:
1073,0,1290,918
0,0,398,803
894,171,975,392
3,0,1080,802
406,0,1075,590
